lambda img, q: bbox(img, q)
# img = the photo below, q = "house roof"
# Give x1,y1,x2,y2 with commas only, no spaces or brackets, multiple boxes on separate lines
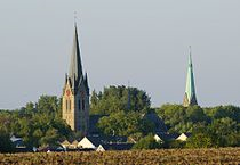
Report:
88,115,109,134
156,133,179,141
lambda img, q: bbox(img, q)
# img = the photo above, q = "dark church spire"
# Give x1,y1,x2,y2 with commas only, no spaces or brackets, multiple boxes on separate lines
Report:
69,23,83,85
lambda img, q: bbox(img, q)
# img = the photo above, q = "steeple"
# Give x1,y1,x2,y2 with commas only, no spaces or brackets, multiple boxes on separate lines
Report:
62,19,90,133
69,24,83,86
183,47,198,107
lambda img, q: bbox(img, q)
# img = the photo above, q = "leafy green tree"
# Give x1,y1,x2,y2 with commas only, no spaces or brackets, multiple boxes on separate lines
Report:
0,126,14,152
0,95,73,149
128,132,143,142
97,113,154,137
90,85,151,115
40,128,59,147
185,125,212,148
156,104,209,133
208,117,240,147
37,96,58,115
132,134,162,149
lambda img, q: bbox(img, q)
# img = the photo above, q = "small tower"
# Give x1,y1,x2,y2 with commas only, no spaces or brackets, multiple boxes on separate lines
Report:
62,23,89,134
183,47,198,107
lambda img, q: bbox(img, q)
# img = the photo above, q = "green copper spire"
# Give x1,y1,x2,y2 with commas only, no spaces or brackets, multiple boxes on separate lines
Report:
183,47,198,107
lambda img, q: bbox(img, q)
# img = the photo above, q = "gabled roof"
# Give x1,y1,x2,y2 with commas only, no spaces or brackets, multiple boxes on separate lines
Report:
78,137,96,149
176,132,192,141
156,133,179,141
88,115,109,134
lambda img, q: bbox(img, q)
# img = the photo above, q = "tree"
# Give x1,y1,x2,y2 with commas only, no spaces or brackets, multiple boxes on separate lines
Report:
132,134,162,149
0,126,14,152
97,113,154,137
37,96,58,115
185,126,212,148
90,85,151,115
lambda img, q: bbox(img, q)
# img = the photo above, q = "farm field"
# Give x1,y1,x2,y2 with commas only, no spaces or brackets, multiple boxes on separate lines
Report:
0,148,239,165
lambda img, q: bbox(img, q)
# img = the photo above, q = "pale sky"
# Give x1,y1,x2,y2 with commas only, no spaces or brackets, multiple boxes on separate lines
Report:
1,0,240,109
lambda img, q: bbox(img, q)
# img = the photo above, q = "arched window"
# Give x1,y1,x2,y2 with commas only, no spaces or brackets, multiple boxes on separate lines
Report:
82,100,85,111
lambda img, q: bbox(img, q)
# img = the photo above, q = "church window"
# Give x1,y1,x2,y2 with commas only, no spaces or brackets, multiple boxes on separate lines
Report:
69,100,71,111
66,99,71,112
66,100,68,111
82,100,85,111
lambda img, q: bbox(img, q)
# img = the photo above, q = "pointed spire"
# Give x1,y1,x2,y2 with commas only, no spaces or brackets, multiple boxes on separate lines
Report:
183,46,198,107
69,22,83,86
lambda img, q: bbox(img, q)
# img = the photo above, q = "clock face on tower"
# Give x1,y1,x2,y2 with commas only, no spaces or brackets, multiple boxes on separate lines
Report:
66,89,71,97
81,91,85,97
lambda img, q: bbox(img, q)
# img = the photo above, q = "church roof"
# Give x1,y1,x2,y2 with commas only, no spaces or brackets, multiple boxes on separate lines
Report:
184,47,198,106
69,24,83,86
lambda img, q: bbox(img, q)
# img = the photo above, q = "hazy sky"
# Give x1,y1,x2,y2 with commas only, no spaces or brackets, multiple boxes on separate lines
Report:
1,0,240,109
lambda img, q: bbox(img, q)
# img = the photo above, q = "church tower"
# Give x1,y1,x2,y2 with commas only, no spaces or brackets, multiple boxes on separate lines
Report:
62,23,89,134
183,47,198,107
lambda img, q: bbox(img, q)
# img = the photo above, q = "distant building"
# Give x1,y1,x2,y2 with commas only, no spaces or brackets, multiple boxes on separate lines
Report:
71,140,79,149
153,134,163,142
96,145,105,151
78,137,96,149
176,133,191,141
10,135,25,149
60,140,71,149
88,115,108,138
183,47,198,107
62,23,89,133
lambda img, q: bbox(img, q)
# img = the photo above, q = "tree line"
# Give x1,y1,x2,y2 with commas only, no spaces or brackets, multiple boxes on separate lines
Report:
0,85,239,151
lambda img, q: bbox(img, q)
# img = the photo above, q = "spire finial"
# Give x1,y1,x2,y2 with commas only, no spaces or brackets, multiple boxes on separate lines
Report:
189,46,192,66
74,11,78,27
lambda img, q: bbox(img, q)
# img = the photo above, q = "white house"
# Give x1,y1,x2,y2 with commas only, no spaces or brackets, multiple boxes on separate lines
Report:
154,134,163,142
78,137,96,149
176,133,187,141
10,135,25,148
96,145,105,151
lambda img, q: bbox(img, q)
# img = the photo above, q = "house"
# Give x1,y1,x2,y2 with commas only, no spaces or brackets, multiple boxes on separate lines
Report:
61,140,71,149
96,145,105,151
78,137,96,149
78,136,134,151
154,133,179,142
88,115,108,138
10,135,25,149
176,133,191,141
102,142,134,150
154,134,163,142
71,140,79,149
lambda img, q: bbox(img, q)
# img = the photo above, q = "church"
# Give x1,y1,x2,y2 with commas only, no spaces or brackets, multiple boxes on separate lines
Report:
62,23,89,134
183,47,198,107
